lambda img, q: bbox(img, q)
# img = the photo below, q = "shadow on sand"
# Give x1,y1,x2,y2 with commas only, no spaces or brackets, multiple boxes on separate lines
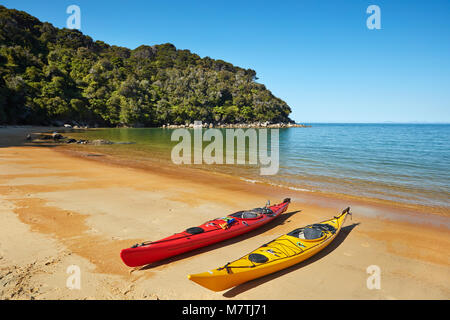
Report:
222,222,360,298
137,210,302,271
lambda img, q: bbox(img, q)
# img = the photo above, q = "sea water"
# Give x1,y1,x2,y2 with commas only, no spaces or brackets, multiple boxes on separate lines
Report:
67,124,450,212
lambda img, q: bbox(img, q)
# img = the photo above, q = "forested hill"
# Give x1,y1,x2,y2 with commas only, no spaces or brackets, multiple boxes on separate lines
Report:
0,5,293,127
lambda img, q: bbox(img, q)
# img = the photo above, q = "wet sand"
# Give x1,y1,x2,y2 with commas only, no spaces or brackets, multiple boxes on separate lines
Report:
0,126,449,299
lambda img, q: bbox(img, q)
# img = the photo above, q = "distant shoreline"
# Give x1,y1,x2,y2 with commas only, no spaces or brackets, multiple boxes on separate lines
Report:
4,122,450,130
0,123,311,129
160,122,311,129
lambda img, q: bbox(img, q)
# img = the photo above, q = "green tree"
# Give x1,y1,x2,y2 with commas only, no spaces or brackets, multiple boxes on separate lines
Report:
0,5,293,126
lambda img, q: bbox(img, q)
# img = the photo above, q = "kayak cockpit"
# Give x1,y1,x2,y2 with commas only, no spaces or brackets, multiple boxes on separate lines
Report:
230,207,274,219
287,223,337,240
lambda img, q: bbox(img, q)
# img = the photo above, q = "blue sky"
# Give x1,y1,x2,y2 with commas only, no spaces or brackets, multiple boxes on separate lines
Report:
3,0,450,123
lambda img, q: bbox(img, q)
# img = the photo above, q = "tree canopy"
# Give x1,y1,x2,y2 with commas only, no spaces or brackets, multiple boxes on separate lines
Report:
0,5,293,126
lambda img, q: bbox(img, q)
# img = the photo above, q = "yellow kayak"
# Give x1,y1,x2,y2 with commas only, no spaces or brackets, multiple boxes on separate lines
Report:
188,207,352,291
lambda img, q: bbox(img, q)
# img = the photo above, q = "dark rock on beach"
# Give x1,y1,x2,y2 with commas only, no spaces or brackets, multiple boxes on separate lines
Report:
52,133,64,140
91,139,114,145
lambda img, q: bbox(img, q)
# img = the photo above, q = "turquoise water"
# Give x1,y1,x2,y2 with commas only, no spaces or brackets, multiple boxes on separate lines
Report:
68,124,450,211
276,124,450,209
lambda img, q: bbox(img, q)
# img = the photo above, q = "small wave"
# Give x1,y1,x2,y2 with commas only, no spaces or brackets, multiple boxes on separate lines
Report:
266,181,313,193
239,177,261,184
239,177,314,192
287,186,313,192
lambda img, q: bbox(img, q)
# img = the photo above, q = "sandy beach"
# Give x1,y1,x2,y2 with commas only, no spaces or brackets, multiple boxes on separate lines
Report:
0,126,449,300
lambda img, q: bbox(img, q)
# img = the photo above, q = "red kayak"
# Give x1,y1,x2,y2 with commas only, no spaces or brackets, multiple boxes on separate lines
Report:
120,198,291,267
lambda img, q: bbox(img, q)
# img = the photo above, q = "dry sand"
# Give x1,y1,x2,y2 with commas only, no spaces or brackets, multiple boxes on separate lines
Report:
0,126,449,300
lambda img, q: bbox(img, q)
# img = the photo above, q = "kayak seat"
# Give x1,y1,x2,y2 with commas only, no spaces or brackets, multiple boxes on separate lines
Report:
230,210,260,219
303,227,323,239
242,211,259,219
288,227,324,240
230,207,273,219
288,223,337,240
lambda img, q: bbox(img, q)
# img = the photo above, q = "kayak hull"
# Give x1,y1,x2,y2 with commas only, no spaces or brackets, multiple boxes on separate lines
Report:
188,208,351,292
120,200,290,267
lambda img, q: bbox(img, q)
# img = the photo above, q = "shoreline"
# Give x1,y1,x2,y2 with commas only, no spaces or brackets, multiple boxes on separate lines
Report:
58,145,450,226
1,126,449,299
19,125,450,219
